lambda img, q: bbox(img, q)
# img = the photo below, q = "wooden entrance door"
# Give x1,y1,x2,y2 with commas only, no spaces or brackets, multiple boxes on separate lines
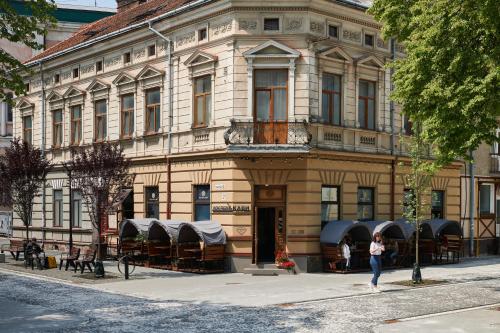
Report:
254,186,286,263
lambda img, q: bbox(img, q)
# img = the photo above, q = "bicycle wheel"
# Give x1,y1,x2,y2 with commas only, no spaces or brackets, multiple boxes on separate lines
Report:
117,256,136,275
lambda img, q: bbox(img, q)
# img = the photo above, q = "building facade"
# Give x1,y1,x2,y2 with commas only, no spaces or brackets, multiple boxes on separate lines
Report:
0,2,115,212
12,0,462,272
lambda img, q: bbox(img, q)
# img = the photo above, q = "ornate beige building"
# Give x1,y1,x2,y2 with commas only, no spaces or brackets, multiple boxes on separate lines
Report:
12,0,462,272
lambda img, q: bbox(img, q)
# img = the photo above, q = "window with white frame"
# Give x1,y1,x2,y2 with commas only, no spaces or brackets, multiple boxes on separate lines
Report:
193,76,211,128
121,94,134,138
94,99,107,141
321,73,342,125
52,109,63,147
145,88,160,134
479,184,495,215
358,80,376,130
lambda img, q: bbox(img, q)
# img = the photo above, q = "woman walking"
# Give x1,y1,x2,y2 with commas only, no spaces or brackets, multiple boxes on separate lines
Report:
369,232,385,292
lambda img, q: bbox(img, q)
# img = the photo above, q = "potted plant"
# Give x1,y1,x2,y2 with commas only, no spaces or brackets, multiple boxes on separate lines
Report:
275,250,296,273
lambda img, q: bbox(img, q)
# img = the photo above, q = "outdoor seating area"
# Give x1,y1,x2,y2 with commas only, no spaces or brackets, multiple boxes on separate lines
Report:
320,219,464,273
117,219,227,274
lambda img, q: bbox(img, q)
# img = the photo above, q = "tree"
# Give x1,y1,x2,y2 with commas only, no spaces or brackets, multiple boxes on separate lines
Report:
401,123,438,283
370,0,499,164
0,0,56,102
68,143,134,277
0,138,52,240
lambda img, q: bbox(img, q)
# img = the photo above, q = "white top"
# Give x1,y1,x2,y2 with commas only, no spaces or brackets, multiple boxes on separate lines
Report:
370,241,385,255
342,243,351,259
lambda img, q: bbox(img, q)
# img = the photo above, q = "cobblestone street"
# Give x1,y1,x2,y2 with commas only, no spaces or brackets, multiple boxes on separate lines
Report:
1,265,499,333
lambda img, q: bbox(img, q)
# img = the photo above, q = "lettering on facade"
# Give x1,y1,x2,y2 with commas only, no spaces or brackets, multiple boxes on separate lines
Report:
176,31,195,48
238,19,257,31
212,205,251,214
342,29,361,43
134,48,146,59
212,20,233,36
310,21,325,34
285,17,303,32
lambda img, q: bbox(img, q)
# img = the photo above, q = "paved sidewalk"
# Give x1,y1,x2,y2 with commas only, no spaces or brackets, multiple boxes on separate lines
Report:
94,257,500,306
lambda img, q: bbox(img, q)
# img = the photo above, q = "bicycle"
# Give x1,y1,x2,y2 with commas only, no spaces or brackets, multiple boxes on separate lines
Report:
117,253,136,276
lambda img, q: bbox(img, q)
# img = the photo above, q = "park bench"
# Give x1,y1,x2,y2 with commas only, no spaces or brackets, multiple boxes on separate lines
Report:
74,247,96,273
1,239,25,261
176,242,202,271
148,241,171,267
59,247,81,271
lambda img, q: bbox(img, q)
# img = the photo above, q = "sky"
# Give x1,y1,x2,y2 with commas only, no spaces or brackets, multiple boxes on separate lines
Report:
55,0,117,9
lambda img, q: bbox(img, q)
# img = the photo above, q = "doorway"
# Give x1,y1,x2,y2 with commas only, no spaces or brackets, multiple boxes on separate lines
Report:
257,207,276,262
254,185,286,264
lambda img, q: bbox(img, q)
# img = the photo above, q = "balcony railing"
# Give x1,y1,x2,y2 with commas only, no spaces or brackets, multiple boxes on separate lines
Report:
224,119,312,146
490,154,500,174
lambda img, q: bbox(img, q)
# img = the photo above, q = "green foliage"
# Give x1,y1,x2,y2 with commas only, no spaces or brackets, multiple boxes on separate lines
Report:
370,0,500,164
0,0,56,102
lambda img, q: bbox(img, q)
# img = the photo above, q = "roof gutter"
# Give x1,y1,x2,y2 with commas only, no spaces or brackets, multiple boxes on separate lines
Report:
25,0,214,67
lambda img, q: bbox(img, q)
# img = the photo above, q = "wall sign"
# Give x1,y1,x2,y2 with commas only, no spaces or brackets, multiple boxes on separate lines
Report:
212,205,251,214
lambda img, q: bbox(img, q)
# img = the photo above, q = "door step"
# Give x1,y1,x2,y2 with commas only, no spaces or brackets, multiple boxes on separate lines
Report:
243,263,289,276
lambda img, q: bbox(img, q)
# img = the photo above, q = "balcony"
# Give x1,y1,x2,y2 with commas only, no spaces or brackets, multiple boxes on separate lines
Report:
224,119,312,152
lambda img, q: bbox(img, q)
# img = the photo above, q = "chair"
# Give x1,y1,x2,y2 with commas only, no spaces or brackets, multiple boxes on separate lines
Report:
59,247,81,271
74,248,97,273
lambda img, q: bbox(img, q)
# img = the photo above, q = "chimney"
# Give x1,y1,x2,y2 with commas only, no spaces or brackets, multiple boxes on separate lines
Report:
116,0,146,13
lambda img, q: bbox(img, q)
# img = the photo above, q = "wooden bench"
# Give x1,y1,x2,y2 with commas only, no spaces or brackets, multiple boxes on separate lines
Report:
148,242,172,267
176,242,202,271
74,247,96,273
440,234,462,264
198,244,225,273
59,247,81,271
321,245,347,273
1,239,25,261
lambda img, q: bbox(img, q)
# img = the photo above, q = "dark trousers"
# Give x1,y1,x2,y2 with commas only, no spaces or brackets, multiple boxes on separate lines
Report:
370,255,382,286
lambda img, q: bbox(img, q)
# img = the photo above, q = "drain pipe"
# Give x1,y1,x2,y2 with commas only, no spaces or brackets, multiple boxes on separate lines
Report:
39,61,47,244
469,150,475,256
148,22,173,218
389,38,396,220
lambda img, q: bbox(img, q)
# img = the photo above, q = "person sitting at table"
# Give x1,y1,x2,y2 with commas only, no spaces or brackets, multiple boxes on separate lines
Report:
384,239,399,266
25,238,44,269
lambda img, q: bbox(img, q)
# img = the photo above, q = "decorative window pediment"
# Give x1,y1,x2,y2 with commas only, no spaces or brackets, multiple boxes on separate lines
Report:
136,65,164,81
16,97,34,114
356,55,384,69
63,86,85,98
86,79,110,92
112,72,136,86
184,50,218,68
47,91,63,103
319,47,353,63
243,40,300,59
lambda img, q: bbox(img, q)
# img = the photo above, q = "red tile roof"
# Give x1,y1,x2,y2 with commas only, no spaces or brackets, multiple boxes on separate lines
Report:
27,0,200,64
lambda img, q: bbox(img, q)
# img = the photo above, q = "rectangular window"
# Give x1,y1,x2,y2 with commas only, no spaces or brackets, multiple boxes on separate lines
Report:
145,186,159,219
194,185,210,221
54,74,60,83
52,109,63,147
121,94,134,138
358,80,376,130
70,105,82,145
193,75,211,127
124,52,131,64
479,184,494,214
264,18,280,31
94,100,107,141
255,69,287,121
198,28,207,41
25,83,30,92
73,68,79,78
328,25,338,38
96,61,103,72
403,114,413,135
148,45,156,57
53,190,63,227
357,187,374,221
431,190,445,219
145,88,160,133
72,190,82,228
364,33,374,46
321,186,340,229
6,94,13,122
23,115,32,144
321,73,342,125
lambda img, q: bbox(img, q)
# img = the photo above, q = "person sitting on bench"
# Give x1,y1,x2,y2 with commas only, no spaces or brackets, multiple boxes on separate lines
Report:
25,238,44,269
